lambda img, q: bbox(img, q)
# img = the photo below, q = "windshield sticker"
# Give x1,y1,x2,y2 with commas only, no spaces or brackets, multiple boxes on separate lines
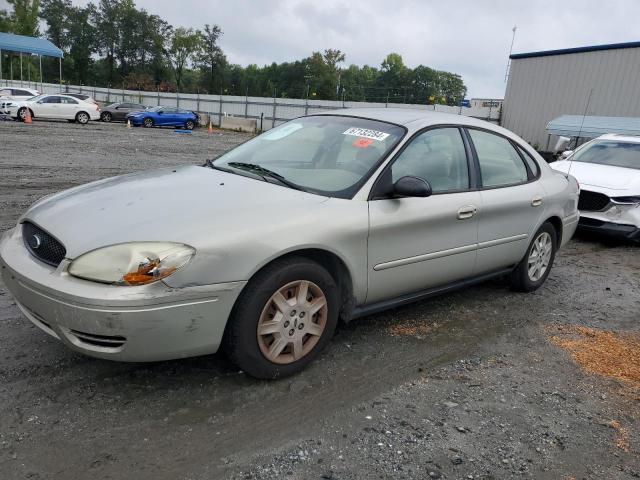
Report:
262,122,303,140
353,138,374,148
343,127,390,141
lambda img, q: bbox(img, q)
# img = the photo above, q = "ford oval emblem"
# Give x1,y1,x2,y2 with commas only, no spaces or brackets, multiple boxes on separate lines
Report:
30,234,42,250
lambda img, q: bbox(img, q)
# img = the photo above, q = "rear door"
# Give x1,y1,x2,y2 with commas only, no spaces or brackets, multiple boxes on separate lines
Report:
466,128,546,274
367,127,480,303
59,96,81,119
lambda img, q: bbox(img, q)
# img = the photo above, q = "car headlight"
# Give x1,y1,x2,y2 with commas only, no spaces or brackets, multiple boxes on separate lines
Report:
68,242,195,285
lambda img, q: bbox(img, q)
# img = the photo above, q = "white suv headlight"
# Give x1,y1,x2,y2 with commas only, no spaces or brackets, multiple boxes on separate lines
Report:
68,242,195,285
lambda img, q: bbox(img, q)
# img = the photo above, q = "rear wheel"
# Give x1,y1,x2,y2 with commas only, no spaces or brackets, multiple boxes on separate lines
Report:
184,120,195,130
143,117,154,128
510,222,557,292
224,257,339,379
75,111,90,124
101,112,112,122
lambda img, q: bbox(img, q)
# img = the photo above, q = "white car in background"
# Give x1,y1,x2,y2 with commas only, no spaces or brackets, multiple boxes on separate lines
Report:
0,87,40,101
4,93,101,124
551,134,640,241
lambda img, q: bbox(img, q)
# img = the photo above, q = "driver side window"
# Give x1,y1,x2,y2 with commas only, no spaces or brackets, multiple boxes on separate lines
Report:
391,128,469,193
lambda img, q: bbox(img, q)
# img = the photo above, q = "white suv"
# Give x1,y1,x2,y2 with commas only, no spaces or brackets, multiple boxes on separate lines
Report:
551,134,640,241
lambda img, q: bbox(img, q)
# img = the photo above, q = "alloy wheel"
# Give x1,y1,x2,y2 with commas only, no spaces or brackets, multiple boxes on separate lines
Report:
257,280,328,364
527,231,552,281
77,113,89,124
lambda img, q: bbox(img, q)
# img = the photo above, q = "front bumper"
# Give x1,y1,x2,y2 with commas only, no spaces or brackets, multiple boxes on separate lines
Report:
0,227,246,362
578,217,640,240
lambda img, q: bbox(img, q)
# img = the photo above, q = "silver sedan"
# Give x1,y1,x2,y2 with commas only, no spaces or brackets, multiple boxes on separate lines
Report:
0,109,580,378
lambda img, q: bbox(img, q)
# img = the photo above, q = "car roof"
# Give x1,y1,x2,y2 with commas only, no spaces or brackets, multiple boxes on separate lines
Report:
596,133,640,144
314,107,518,137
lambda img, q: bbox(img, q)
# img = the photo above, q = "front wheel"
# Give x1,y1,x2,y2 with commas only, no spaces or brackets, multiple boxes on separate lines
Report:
184,120,195,130
510,222,557,292
224,257,339,379
17,107,30,121
75,111,90,124
143,117,154,128
101,112,112,122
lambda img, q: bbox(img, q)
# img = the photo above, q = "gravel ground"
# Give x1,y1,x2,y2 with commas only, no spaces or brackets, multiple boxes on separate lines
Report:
0,120,639,479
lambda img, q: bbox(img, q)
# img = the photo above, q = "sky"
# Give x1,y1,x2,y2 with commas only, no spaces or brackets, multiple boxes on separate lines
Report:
8,0,640,98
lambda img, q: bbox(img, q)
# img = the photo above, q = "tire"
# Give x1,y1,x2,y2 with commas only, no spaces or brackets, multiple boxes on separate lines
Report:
510,221,557,292
75,111,90,124
17,107,30,121
184,120,195,130
101,112,112,122
143,117,154,128
224,257,339,379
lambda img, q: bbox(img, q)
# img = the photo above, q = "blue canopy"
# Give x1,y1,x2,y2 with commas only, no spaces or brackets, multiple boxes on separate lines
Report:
0,32,63,58
546,115,640,138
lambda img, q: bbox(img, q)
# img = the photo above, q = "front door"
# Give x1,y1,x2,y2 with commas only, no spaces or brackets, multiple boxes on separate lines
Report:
367,127,480,303
34,95,61,118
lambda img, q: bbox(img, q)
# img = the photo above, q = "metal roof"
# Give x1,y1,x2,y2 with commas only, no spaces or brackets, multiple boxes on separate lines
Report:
0,32,63,58
546,115,640,138
510,41,640,60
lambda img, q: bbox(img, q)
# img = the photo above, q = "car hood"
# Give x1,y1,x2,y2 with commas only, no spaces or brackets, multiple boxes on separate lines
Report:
551,160,640,192
22,165,328,258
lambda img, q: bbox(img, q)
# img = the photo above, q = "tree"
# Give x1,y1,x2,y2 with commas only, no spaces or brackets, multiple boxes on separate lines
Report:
6,0,41,36
167,27,202,91
39,0,71,48
195,24,225,93
66,4,97,84
94,0,122,84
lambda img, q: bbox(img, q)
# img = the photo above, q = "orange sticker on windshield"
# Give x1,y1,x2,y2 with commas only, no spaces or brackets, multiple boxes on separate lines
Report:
353,138,374,148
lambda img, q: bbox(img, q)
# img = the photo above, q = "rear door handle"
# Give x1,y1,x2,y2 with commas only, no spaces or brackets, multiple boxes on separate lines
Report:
457,205,477,220
531,196,543,207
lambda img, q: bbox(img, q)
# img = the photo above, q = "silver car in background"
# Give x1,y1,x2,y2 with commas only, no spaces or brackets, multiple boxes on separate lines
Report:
0,109,580,378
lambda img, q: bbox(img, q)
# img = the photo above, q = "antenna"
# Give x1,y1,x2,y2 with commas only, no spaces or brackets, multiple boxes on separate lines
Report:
567,87,594,177
504,26,517,83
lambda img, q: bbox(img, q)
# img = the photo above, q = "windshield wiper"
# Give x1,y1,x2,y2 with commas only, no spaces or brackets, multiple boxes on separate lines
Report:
227,162,306,191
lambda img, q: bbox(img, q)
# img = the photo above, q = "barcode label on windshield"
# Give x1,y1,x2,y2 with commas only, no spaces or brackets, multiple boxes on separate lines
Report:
342,127,390,141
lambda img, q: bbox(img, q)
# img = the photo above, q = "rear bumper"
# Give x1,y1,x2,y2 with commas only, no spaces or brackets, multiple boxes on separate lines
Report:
0,227,246,362
578,217,640,240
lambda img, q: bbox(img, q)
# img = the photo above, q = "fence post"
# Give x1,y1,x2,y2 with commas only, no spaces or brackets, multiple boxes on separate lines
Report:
218,89,223,126
157,85,160,106
488,101,493,121
244,86,249,118
385,90,389,107
122,82,125,103
304,84,309,116
196,89,200,114
107,84,110,103
271,89,277,129
176,88,179,108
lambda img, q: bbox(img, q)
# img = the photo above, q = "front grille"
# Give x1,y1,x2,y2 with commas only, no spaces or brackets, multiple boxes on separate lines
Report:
578,190,610,212
22,222,66,267
69,329,127,349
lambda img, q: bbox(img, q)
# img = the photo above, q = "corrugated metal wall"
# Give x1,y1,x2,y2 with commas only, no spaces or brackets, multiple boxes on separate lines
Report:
502,47,640,150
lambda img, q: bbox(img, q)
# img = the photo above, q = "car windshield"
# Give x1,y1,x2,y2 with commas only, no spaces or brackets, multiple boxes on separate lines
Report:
213,115,405,198
572,140,640,170
27,94,46,102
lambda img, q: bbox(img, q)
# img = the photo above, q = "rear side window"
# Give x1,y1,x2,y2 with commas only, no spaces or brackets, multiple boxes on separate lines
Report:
516,145,540,177
61,97,78,104
469,129,528,188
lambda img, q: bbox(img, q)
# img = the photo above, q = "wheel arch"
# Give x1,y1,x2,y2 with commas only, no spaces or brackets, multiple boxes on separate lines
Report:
239,247,356,323
544,215,563,247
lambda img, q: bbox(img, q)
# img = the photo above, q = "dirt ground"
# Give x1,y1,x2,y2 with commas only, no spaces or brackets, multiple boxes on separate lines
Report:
0,119,639,480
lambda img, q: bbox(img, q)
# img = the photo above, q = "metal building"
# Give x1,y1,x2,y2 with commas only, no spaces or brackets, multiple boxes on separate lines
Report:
502,41,640,151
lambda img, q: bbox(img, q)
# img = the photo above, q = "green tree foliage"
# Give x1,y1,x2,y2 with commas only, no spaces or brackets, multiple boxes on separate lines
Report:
167,27,202,91
4,0,468,104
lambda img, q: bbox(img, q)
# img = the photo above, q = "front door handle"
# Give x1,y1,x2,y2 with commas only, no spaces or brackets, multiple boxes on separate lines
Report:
457,205,477,220
531,196,543,207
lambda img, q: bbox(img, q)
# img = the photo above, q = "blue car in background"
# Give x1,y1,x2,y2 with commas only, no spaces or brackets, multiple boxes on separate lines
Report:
126,106,199,129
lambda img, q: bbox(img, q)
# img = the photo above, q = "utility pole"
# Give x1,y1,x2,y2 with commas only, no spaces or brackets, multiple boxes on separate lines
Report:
504,26,517,83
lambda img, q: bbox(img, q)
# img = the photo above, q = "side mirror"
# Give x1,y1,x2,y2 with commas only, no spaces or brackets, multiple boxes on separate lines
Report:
560,150,574,159
393,176,432,198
